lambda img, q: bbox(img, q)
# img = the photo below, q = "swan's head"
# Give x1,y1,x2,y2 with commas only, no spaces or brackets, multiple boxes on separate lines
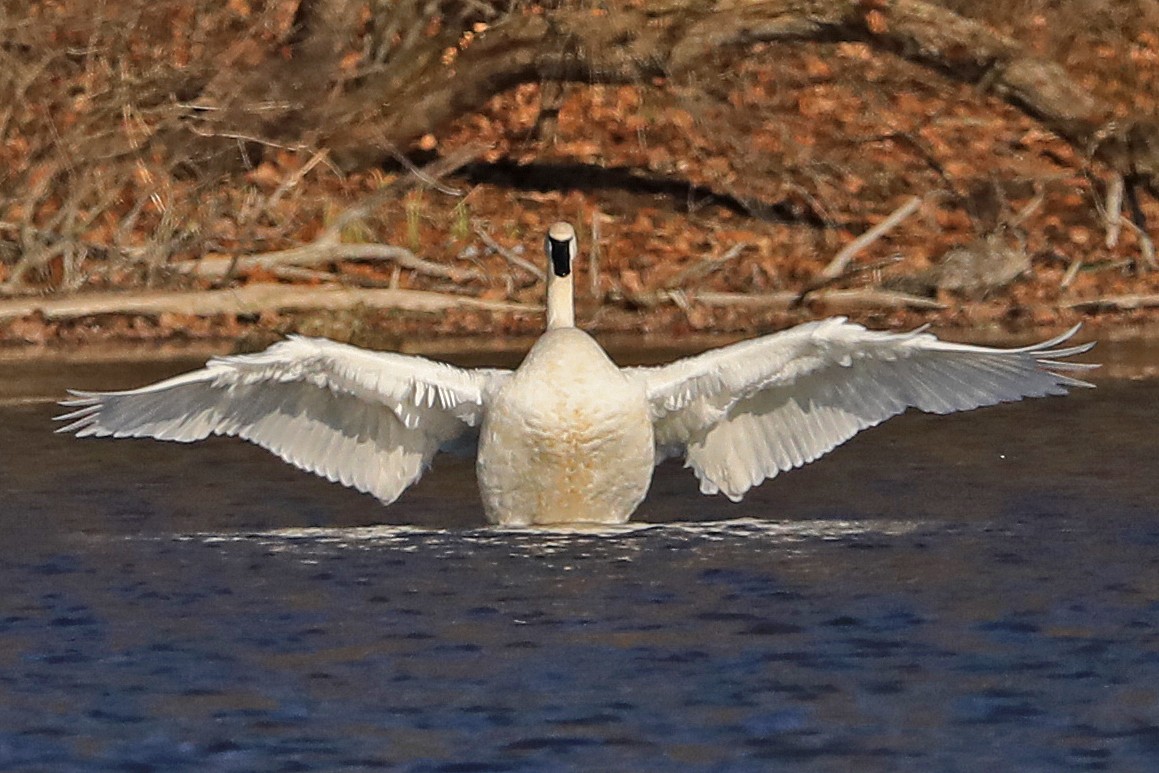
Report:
545,221,577,278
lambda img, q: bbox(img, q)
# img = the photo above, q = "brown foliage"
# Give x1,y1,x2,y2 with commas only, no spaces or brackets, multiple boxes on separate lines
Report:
1,0,1158,348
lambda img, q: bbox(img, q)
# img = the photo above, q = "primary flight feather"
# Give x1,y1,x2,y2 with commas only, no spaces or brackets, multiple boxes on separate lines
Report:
59,221,1095,526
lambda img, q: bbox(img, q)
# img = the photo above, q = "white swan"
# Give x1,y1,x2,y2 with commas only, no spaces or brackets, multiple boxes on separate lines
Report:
58,221,1096,526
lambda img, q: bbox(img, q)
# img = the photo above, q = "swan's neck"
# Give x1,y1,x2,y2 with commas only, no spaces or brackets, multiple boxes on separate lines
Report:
546,272,575,329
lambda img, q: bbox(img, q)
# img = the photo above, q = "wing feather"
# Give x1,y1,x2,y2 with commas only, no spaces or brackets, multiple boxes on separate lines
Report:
630,319,1095,501
57,336,509,504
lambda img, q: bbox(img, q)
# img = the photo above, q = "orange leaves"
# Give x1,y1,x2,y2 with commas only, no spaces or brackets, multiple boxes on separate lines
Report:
554,139,602,161
941,161,975,179
226,0,252,18
618,268,645,295
339,50,362,74
933,207,971,233
6,1,1159,349
245,162,282,192
1,136,32,177
666,108,695,131
795,89,841,119
803,56,832,80
1067,226,1092,246
865,10,888,35
891,91,929,119
455,23,489,54
834,42,873,61
841,176,866,196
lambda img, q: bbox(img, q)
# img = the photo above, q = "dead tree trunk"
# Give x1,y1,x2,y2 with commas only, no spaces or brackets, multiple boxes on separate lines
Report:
37,1,1156,189
252,0,1155,187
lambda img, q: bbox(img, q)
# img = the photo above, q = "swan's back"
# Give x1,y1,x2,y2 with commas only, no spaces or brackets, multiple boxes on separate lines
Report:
476,329,654,526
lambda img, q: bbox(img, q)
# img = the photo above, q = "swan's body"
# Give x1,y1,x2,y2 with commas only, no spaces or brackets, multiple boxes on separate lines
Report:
58,222,1096,526
478,327,654,525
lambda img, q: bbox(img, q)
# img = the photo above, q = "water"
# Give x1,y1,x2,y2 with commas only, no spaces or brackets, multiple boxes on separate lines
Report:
2,367,1159,771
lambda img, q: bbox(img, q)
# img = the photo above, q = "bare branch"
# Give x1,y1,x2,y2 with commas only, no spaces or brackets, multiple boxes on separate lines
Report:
667,243,749,288
622,287,943,312
473,225,545,281
820,195,923,280
1120,216,1158,273
0,284,534,322
1060,257,1083,289
327,145,484,237
189,240,486,284
1067,293,1159,312
589,211,609,299
1103,175,1124,249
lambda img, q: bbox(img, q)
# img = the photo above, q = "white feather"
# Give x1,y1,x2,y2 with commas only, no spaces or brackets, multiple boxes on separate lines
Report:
57,336,508,505
627,318,1095,501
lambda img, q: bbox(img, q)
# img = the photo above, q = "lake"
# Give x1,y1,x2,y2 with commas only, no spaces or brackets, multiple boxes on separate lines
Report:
1,349,1157,771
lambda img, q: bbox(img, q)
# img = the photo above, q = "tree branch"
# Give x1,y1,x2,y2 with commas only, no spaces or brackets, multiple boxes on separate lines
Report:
0,284,534,322
321,0,1157,187
188,240,487,284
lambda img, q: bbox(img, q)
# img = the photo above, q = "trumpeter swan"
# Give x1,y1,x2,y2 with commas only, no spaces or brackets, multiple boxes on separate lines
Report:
58,221,1095,526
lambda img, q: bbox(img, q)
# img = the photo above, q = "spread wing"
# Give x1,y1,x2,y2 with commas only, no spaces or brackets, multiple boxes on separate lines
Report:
627,318,1096,501
57,336,510,505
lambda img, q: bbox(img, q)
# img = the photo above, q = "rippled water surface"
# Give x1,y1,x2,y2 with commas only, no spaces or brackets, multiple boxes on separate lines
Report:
2,369,1159,771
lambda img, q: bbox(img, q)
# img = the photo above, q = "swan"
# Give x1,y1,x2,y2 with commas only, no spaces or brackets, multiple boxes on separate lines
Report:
57,221,1096,526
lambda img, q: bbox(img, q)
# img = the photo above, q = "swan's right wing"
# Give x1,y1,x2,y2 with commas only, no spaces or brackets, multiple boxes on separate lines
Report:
57,336,510,504
628,318,1096,501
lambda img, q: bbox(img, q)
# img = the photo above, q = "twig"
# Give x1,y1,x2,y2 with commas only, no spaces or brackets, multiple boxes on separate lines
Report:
796,287,946,311
1060,257,1083,289
819,195,923,280
665,288,701,326
209,151,485,285
623,287,943,312
792,253,904,308
3,148,486,294
329,144,483,236
1120,213,1158,272
1123,179,1158,272
667,242,748,288
473,225,544,281
264,148,332,215
1008,185,1046,228
187,240,486,284
853,129,952,188
0,285,534,322
268,265,342,284
1066,293,1159,311
590,211,608,299
2,174,114,293
840,254,904,278
382,142,465,197
183,123,309,151
1104,174,1124,248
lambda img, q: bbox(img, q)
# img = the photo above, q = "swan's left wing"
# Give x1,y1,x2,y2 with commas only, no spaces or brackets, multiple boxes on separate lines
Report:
626,318,1096,501
57,336,510,505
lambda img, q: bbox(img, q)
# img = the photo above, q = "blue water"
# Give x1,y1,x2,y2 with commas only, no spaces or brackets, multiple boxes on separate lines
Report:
1,379,1158,771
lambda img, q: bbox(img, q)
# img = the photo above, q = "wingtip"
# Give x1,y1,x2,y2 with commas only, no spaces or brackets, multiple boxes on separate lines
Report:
57,390,101,410
1039,322,1087,351
1002,323,1096,358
